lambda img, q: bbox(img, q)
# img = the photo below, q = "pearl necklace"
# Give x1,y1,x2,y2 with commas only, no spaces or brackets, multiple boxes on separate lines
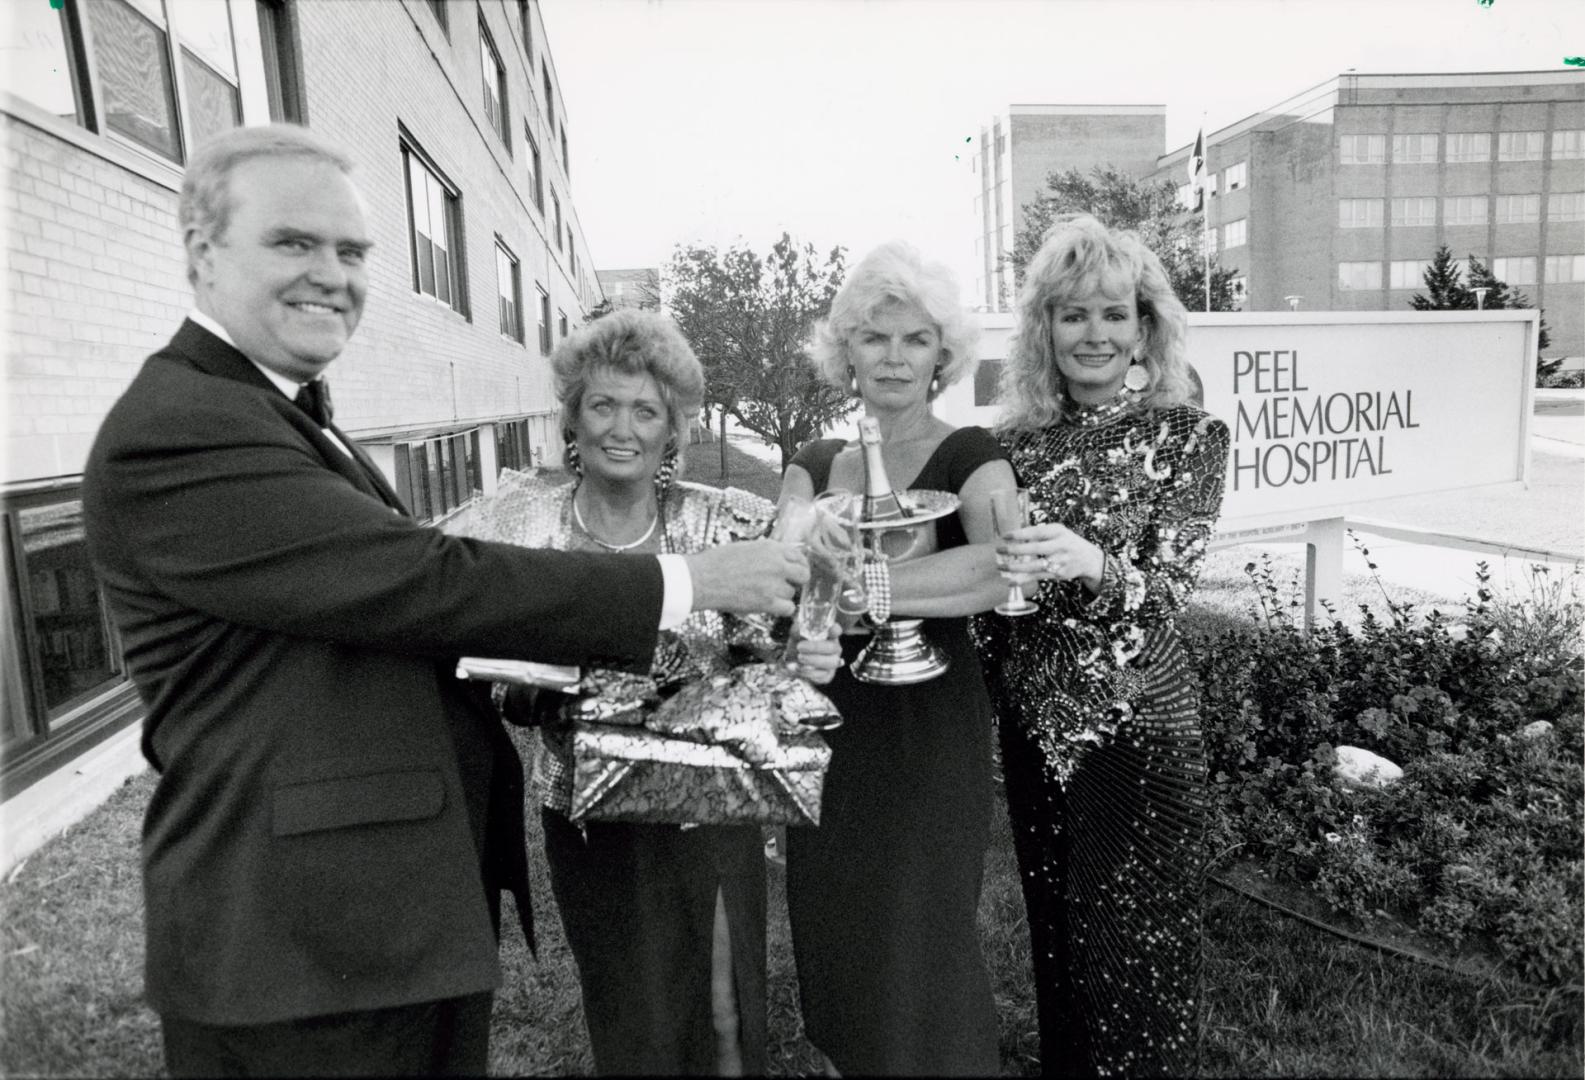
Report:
571,492,659,552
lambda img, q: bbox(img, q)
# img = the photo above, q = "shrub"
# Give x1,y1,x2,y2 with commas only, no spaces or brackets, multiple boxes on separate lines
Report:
1539,368,1584,389
1187,556,1585,986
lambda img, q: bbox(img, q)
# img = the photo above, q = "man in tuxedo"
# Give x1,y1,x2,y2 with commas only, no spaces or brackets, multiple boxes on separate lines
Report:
81,124,806,1077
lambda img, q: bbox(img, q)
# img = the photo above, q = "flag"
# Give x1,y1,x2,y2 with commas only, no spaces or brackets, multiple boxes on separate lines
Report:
1187,128,1206,212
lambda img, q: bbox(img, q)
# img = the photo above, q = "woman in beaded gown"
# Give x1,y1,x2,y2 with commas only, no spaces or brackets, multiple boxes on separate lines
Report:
973,214,1231,1077
781,242,1019,1077
453,309,841,1075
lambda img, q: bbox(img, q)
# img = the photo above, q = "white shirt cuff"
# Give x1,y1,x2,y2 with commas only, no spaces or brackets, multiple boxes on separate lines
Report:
656,553,693,630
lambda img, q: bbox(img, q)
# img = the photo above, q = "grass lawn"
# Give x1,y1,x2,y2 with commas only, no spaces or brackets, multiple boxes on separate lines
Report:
2,436,1578,1076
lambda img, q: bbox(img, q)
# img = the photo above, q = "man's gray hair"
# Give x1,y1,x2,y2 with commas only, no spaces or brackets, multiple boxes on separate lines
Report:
179,124,355,283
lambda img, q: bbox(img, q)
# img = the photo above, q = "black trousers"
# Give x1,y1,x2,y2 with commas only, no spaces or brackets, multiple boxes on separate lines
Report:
160,992,493,1077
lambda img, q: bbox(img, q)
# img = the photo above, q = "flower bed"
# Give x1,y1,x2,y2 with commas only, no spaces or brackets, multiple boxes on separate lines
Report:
1187,557,1584,987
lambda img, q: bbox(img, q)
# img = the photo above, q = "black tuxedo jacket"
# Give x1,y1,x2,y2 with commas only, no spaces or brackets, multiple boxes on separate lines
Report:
82,321,664,1026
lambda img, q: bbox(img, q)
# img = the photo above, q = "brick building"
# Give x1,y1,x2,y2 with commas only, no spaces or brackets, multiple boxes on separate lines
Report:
1,0,602,804
594,266,662,311
973,72,1585,361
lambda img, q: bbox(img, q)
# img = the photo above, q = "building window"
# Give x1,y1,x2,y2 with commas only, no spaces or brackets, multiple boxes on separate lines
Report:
1391,133,1438,164
1491,257,1537,286
496,418,532,473
1391,197,1436,227
1176,183,1195,210
518,0,533,60
1550,192,1585,222
403,140,468,315
552,189,563,251
1338,134,1385,165
480,20,509,149
1445,195,1488,226
50,0,246,165
257,0,306,124
1222,219,1247,249
537,284,551,353
1544,255,1585,283
973,359,1003,407
560,123,569,177
395,431,482,525
1222,161,1247,192
1494,194,1541,224
496,241,523,343
1389,260,1430,289
1497,131,1544,162
427,0,448,34
1338,262,1382,291
1338,198,1384,228
525,125,544,212
1446,132,1490,163
542,61,555,131
1,488,138,797
557,309,569,340
1553,131,1584,160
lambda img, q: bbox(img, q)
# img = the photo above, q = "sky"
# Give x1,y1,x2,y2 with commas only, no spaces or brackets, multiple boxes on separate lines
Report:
540,0,1583,288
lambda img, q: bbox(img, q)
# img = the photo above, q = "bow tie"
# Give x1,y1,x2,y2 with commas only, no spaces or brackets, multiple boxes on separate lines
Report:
294,378,333,427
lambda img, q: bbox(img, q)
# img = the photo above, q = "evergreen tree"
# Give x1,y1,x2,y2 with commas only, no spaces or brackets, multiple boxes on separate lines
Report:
1409,245,1469,310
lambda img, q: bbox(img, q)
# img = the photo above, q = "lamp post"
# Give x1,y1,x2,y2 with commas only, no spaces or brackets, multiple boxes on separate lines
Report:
1284,295,1303,311
1472,287,1490,311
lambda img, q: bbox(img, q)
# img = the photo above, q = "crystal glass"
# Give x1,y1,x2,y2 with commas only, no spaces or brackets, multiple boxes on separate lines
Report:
989,488,1039,617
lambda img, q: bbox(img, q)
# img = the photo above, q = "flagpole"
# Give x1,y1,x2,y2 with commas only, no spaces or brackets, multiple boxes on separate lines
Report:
1202,113,1210,312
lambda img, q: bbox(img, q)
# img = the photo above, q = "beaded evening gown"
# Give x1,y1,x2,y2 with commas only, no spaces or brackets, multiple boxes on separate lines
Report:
785,426,1003,1077
972,397,1230,1078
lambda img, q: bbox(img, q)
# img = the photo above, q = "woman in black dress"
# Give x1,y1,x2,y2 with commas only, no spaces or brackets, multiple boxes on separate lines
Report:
781,242,1017,1076
974,214,1230,1077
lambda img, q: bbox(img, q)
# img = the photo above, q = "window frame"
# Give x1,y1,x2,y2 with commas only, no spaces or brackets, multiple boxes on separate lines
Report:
0,484,142,800
256,0,307,124
1494,193,1541,225
1390,196,1436,228
551,188,563,252
1549,192,1585,223
1338,133,1385,165
1391,133,1438,164
1388,260,1430,290
524,123,544,212
542,60,555,132
495,239,524,344
479,17,510,151
517,0,533,61
1490,257,1537,286
1223,160,1247,192
1444,195,1488,227
402,136,470,318
537,283,552,354
427,0,449,36
1552,130,1584,160
1338,198,1384,229
393,429,483,526
1446,132,1491,163
1337,261,1382,291
1497,131,1544,162
1544,254,1585,283
1222,218,1247,249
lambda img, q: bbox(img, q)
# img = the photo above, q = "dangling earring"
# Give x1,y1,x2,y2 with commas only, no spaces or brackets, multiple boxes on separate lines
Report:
654,440,680,497
563,430,583,477
847,366,859,397
929,366,942,397
1122,350,1150,397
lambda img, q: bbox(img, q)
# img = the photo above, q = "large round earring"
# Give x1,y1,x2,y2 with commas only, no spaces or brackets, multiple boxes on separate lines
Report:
847,366,859,397
1122,353,1150,395
654,440,680,497
562,430,583,477
929,366,942,396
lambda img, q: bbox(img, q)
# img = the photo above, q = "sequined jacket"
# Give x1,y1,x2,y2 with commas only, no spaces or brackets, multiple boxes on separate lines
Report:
455,469,781,810
973,400,1230,781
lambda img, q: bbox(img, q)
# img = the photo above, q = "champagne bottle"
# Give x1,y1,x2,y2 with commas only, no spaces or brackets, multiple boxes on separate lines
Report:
857,417,913,522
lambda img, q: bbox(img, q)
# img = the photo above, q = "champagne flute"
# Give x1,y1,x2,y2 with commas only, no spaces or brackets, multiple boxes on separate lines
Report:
989,488,1039,617
785,494,853,661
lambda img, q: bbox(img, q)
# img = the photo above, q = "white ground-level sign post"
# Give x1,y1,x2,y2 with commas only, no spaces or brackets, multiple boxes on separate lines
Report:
936,310,1539,627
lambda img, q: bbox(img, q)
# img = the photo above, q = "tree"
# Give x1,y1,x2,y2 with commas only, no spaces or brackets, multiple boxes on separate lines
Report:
1411,246,1556,377
666,234,853,475
1009,165,1241,312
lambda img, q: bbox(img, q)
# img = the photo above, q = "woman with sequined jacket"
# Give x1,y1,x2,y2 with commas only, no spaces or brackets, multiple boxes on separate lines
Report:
972,214,1231,1078
452,309,841,1075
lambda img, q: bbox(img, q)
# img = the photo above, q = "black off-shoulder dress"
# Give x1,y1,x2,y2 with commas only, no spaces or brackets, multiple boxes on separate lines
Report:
785,425,1003,1077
